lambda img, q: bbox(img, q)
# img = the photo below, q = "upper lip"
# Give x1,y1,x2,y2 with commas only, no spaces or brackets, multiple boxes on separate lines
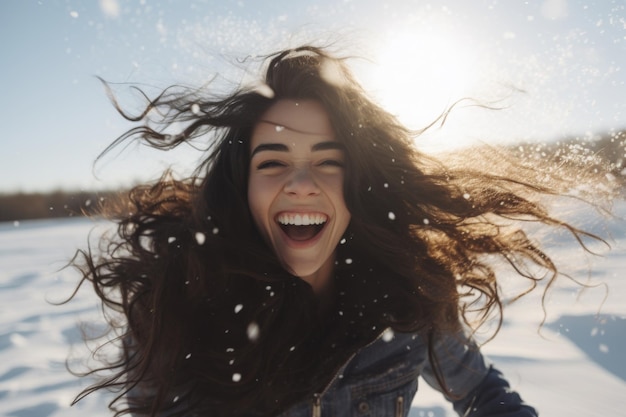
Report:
275,211,328,226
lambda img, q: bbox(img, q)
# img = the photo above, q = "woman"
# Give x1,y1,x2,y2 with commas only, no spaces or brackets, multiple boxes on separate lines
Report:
71,46,601,416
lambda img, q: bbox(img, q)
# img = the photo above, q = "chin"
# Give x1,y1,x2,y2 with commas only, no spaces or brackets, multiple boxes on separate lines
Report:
284,261,325,281
288,266,319,279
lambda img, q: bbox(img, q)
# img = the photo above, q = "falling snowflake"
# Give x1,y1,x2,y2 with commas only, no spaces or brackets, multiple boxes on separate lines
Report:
247,322,260,341
195,232,206,245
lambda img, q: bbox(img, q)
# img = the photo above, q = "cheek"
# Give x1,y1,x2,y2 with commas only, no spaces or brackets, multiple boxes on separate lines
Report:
247,178,272,232
338,204,351,233
339,188,352,230
325,178,351,229
327,177,348,210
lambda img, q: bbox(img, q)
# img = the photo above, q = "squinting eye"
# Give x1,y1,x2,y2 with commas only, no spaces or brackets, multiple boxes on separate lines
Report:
257,160,286,170
319,159,344,168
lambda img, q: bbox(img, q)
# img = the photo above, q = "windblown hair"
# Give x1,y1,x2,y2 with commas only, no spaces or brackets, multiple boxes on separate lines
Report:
69,46,605,416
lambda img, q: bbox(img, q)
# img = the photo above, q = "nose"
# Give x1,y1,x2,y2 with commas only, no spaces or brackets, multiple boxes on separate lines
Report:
283,167,320,197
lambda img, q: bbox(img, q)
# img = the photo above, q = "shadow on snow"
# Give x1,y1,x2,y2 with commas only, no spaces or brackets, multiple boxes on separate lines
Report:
547,314,626,382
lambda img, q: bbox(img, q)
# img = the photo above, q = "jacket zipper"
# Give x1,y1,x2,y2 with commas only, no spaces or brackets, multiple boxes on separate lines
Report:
395,396,404,417
312,394,321,417
311,351,357,416
310,329,389,416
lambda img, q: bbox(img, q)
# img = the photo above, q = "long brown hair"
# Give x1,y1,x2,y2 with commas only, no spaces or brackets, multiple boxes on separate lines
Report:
69,46,610,416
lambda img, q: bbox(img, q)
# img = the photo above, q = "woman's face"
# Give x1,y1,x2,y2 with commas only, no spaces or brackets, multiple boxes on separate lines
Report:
248,99,351,292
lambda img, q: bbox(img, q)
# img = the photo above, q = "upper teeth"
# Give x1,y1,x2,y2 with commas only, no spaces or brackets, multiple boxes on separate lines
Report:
277,213,327,226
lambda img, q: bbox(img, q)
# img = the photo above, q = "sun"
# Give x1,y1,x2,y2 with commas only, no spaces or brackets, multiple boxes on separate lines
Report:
361,27,484,150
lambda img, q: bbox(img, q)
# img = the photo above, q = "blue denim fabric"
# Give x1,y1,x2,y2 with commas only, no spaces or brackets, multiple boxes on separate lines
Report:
128,330,537,416
278,330,494,417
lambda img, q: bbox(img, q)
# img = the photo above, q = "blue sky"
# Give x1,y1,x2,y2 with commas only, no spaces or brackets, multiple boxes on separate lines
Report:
1,0,625,193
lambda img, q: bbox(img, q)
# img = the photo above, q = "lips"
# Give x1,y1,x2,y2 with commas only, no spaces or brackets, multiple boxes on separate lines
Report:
276,212,328,242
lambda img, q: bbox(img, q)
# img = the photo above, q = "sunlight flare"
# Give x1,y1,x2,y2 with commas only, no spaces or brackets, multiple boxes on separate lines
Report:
364,27,484,150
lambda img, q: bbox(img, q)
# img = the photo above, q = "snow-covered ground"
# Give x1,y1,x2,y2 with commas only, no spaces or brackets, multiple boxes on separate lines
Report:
1,201,625,416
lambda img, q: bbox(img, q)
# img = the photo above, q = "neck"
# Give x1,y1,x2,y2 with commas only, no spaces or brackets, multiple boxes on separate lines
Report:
313,273,337,318
298,255,337,312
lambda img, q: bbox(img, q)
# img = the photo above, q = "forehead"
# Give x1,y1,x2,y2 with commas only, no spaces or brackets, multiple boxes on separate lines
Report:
251,99,335,145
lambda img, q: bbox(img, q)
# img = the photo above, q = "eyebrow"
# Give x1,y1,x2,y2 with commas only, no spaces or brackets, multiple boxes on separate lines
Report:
250,141,345,158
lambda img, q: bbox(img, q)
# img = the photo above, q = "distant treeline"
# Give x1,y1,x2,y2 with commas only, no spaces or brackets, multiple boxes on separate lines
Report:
0,190,124,223
1,130,624,223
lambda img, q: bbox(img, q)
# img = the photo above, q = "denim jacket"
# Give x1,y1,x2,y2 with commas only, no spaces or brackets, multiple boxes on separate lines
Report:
129,329,537,417
276,330,538,417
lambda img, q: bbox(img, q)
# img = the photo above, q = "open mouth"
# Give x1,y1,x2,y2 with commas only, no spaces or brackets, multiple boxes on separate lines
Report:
276,213,328,242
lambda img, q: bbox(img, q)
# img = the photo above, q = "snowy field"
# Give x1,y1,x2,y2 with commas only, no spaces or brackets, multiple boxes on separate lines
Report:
1,201,625,417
